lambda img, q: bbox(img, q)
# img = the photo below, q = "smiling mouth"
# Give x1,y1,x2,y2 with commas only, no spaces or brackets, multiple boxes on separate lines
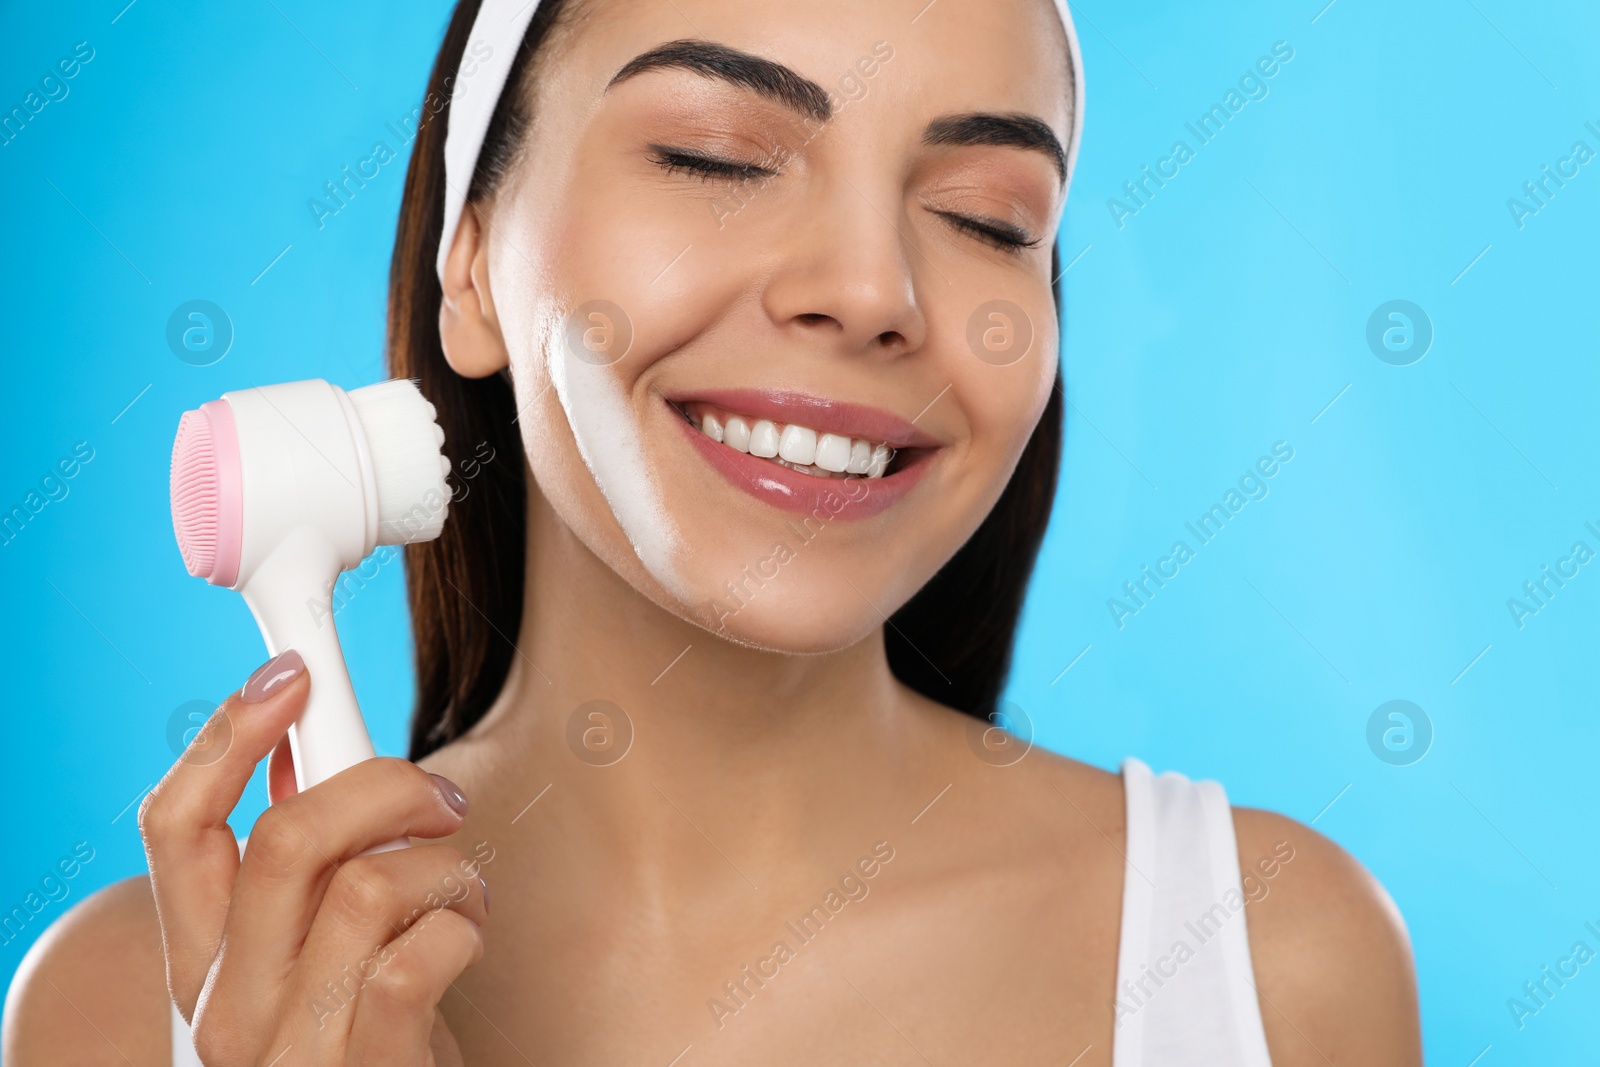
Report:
672,401,910,480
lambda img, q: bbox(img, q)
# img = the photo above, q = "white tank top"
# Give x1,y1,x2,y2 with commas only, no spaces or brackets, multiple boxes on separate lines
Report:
1112,757,1274,1065
170,758,1271,1065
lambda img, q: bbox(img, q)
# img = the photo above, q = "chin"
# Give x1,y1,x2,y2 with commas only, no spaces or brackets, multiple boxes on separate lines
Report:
697,612,875,657
679,575,891,656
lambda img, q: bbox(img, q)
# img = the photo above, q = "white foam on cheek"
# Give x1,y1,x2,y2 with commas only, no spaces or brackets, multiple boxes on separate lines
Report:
547,327,691,603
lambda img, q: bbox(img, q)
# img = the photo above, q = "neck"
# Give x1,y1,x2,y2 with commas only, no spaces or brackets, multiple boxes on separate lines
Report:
453,479,933,895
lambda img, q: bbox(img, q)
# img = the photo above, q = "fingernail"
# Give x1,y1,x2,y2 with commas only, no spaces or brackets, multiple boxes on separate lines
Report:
480,876,491,915
429,773,469,817
242,650,305,704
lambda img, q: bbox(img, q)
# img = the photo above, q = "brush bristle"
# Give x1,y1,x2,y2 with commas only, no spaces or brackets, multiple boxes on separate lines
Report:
171,407,219,577
348,379,450,545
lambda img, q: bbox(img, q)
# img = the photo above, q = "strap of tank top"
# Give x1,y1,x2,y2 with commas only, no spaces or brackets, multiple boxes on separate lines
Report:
1113,758,1273,1066
170,998,203,1067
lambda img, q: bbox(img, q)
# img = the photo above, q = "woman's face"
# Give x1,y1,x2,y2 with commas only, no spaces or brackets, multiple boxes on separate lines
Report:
468,0,1074,653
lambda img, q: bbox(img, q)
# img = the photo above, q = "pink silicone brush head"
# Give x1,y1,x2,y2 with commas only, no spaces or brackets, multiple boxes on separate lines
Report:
169,399,243,586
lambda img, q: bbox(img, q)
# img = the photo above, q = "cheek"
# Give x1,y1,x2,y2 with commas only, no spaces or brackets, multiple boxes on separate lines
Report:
947,300,1059,484
495,169,759,608
547,154,750,363
505,290,693,606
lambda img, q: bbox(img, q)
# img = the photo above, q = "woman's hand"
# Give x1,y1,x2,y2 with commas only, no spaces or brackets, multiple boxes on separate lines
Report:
138,650,490,1065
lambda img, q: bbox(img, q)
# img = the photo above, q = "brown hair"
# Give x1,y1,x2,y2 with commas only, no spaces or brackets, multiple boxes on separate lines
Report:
391,0,1067,759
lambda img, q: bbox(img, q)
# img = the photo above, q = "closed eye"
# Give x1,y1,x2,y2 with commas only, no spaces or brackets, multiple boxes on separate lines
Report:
648,146,1038,254
930,210,1040,254
647,145,779,183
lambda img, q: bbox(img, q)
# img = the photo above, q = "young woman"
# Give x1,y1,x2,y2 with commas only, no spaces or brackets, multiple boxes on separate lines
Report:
5,0,1423,1063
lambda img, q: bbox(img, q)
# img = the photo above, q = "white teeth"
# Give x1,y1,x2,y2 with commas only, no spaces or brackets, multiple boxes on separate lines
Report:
748,419,780,458
846,438,872,475
724,416,751,452
690,406,899,480
815,433,851,473
778,424,817,465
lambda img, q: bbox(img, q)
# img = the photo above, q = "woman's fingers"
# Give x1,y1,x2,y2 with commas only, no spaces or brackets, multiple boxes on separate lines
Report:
288,844,489,1025
346,908,485,1064
142,647,483,1064
200,757,470,1045
138,649,310,1016
201,848,487,1067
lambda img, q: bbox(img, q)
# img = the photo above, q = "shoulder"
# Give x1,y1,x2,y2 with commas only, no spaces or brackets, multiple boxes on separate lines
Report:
2,874,172,1066
1231,806,1423,1066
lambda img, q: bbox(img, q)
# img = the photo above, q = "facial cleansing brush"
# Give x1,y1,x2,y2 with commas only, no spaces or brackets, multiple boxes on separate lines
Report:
169,378,450,814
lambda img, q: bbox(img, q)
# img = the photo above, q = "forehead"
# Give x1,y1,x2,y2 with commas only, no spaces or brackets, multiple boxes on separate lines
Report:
552,0,1076,143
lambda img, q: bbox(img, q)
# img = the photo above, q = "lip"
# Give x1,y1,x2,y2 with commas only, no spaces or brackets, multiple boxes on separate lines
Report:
670,401,936,519
668,388,945,450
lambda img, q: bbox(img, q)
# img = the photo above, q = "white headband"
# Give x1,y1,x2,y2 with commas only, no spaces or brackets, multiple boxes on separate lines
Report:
437,0,1087,279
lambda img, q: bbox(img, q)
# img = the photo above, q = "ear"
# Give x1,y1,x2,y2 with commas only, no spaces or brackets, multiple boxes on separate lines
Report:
439,205,510,378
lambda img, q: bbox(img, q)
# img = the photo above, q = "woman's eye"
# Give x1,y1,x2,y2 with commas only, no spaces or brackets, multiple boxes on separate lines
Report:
646,149,1034,254
933,210,1041,254
647,146,778,183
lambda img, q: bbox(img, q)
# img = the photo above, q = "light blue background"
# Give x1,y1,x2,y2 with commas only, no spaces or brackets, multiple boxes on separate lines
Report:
2,0,1596,1062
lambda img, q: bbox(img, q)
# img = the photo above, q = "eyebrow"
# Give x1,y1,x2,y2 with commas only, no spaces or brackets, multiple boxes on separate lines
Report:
606,39,1068,185
923,113,1067,186
608,39,833,122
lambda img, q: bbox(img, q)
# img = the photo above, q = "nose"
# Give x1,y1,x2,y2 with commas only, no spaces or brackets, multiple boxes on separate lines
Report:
760,172,929,359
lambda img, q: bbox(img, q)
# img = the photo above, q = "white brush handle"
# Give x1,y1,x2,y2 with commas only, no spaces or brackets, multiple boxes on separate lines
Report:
241,527,407,854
